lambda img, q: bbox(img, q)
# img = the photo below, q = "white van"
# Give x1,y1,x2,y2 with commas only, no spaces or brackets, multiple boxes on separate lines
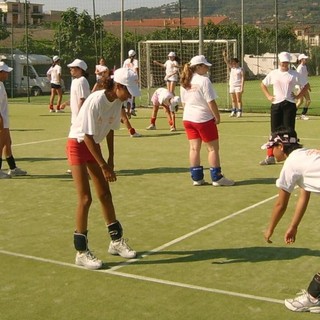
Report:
1,52,63,97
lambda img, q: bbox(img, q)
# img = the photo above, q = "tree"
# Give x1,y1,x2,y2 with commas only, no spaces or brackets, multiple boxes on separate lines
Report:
53,8,103,67
0,9,10,41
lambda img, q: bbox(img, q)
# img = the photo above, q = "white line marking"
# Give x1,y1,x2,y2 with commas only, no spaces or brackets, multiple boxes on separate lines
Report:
110,193,279,271
12,137,66,147
0,249,283,305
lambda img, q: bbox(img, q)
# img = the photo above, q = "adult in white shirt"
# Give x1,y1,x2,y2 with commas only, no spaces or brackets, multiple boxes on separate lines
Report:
262,127,320,313
259,51,309,165
67,68,140,270
47,55,63,113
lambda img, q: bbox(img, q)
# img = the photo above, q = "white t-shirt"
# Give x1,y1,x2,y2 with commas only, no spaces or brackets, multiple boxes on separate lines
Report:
69,76,91,124
180,73,218,123
123,58,138,72
0,81,9,128
276,148,320,193
164,60,179,82
262,68,303,104
151,88,173,106
47,65,61,85
68,90,122,143
95,64,109,81
229,67,243,87
296,64,308,87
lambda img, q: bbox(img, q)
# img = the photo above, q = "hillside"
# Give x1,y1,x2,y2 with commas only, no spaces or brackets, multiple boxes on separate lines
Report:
104,0,320,28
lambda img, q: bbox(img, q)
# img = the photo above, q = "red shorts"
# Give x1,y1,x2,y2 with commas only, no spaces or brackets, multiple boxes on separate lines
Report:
66,139,99,166
183,119,218,142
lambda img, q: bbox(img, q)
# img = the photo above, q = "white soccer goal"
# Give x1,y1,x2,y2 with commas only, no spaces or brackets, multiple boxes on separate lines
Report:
138,39,237,108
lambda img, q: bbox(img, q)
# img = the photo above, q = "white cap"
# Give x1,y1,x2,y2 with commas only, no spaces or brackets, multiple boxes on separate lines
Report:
170,96,180,108
0,61,13,72
168,52,176,57
298,53,309,60
278,52,291,63
67,59,88,71
113,67,140,97
52,55,60,62
190,55,212,67
128,49,136,57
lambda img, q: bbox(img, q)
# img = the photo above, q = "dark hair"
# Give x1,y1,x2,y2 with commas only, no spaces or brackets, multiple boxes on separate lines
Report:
273,127,303,155
230,58,239,64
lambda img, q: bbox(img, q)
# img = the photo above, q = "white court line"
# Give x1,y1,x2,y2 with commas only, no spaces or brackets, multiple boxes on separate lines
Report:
12,137,66,147
110,193,279,271
0,249,283,305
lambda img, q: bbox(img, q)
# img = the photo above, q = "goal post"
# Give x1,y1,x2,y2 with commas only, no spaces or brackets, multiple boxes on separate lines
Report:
138,39,237,109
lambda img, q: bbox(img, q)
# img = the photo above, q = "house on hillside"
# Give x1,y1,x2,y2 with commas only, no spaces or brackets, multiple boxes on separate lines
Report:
294,26,320,47
104,16,229,35
0,0,44,25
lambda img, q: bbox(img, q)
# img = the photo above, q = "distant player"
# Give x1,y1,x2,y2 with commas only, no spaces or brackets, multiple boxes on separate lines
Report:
146,87,180,132
223,50,245,117
153,52,180,94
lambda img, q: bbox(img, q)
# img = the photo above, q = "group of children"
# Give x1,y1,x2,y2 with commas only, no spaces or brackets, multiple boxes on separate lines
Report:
2,48,319,313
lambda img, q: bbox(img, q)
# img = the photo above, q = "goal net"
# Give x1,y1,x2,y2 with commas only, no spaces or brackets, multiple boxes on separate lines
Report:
138,39,237,108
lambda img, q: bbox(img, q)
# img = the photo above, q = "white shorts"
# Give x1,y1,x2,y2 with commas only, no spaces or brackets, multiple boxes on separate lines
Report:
229,85,242,94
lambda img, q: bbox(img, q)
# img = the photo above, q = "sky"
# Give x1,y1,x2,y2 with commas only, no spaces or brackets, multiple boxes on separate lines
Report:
37,0,175,15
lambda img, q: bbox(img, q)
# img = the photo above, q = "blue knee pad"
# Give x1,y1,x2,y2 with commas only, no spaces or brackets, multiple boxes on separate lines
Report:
190,166,204,181
210,167,222,182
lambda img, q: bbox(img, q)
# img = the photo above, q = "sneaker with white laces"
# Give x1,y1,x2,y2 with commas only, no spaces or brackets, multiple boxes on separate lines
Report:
0,170,11,179
259,156,276,165
108,238,136,259
75,250,103,270
130,132,142,138
212,176,235,186
146,124,156,130
8,167,27,176
301,114,309,120
285,290,320,313
193,179,205,186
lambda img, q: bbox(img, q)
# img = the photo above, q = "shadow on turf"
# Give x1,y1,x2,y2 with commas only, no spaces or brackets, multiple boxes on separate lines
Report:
125,247,320,266
117,167,189,176
16,157,67,162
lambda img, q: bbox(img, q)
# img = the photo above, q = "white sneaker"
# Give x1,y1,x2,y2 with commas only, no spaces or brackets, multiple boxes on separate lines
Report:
259,156,276,165
0,170,11,179
108,238,136,259
301,115,309,120
170,126,176,132
212,176,235,186
193,179,205,186
229,111,235,117
131,132,142,138
8,167,27,176
146,124,156,130
75,250,103,270
49,109,55,113
236,111,242,118
285,290,320,313
56,109,64,113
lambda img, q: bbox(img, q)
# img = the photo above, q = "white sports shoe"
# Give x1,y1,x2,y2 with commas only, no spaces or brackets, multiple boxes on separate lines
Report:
229,111,235,117
212,176,235,186
285,290,320,313
8,167,27,176
170,126,176,132
193,179,205,186
131,132,142,138
75,250,103,270
108,238,136,259
300,114,309,120
0,170,11,179
146,124,156,130
236,111,242,118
